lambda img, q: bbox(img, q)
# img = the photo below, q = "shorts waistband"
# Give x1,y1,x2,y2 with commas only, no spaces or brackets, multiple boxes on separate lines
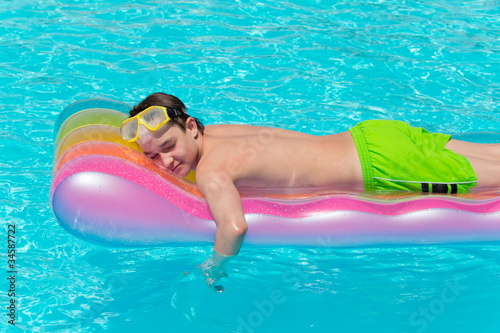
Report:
349,125,375,191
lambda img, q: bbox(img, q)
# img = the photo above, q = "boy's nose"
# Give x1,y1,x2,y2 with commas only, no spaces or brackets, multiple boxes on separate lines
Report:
158,153,175,170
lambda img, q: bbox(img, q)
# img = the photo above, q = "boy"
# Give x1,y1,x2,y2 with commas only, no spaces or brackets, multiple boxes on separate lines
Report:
121,92,500,289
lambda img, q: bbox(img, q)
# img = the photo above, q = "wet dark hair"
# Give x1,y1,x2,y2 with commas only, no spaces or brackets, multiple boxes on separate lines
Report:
130,92,205,134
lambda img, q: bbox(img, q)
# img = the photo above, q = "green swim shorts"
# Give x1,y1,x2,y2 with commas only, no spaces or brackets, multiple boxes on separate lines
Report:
349,120,477,193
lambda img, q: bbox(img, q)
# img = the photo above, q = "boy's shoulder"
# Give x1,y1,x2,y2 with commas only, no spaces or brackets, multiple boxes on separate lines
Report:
204,123,268,134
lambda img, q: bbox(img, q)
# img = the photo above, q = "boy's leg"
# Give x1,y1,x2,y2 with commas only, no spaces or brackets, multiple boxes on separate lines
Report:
445,140,500,160
458,155,500,189
446,140,500,189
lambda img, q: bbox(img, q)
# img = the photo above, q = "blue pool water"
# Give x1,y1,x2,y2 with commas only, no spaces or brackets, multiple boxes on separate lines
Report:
1,0,499,332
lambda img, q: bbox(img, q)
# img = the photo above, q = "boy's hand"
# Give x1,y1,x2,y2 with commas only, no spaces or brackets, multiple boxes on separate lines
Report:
200,258,227,292
199,251,233,292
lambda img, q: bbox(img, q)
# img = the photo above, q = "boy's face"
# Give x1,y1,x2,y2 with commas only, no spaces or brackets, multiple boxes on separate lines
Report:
136,119,200,177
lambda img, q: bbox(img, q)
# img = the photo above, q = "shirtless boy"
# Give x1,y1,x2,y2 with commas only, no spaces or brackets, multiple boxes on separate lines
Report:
121,92,500,288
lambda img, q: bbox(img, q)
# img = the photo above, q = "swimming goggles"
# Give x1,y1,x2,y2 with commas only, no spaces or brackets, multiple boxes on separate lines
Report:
120,106,184,142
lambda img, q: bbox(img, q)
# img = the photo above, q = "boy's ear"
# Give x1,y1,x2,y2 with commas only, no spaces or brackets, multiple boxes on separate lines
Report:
186,117,199,137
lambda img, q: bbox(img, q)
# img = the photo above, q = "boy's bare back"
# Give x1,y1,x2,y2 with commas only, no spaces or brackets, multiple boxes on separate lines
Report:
197,124,364,192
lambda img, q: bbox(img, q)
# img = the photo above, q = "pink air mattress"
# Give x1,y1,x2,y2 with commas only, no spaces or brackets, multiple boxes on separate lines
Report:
50,98,500,247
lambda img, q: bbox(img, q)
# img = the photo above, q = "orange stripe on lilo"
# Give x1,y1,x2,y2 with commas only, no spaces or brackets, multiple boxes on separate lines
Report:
55,141,203,197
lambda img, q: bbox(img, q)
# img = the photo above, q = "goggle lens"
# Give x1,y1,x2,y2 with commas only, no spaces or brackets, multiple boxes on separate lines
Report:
120,117,139,141
120,106,176,142
141,107,168,129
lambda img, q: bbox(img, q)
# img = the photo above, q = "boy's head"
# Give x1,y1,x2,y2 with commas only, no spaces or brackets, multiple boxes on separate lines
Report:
129,92,205,134
122,93,205,177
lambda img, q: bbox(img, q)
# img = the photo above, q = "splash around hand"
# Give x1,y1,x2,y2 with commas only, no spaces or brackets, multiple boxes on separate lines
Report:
199,251,234,292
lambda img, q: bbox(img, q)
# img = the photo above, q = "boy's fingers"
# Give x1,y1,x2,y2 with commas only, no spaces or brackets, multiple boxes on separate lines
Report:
213,285,225,292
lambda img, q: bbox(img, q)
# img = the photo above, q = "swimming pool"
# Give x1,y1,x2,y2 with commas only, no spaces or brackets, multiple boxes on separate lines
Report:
1,0,499,332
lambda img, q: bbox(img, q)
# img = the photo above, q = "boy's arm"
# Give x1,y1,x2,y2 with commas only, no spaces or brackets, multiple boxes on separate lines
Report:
198,170,248,256
197,170,248,286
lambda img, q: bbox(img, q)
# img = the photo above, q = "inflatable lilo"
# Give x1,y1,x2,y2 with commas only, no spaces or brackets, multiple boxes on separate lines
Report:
51,99,500,247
